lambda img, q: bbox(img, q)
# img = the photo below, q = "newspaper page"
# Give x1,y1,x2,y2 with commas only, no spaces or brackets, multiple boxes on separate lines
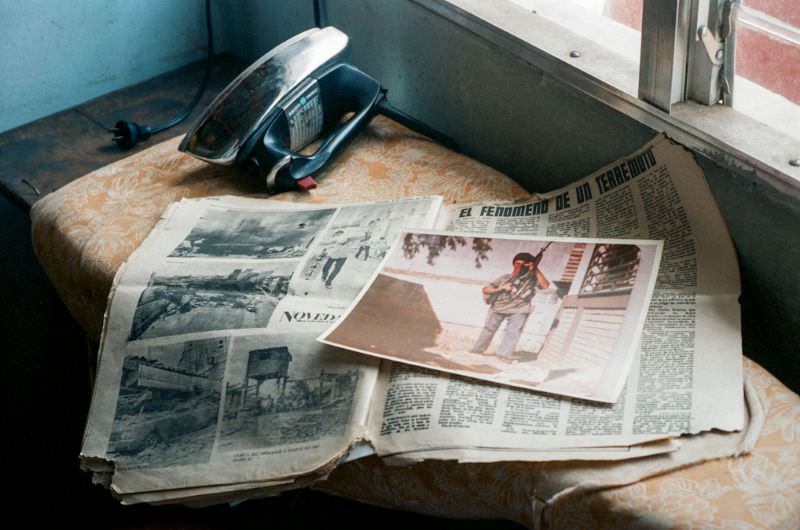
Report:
382,437,680,464
360,135,743,456
81,195,441,495
321,232,663,403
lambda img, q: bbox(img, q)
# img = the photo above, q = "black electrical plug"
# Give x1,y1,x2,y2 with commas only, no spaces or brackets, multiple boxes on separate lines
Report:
109,120,153,149
104,0,212,151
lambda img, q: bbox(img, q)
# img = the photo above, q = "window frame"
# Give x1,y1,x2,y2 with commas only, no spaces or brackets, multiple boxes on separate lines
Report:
411,0,800,198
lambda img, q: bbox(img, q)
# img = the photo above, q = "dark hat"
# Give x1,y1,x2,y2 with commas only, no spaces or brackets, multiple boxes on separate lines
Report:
512,252,537,264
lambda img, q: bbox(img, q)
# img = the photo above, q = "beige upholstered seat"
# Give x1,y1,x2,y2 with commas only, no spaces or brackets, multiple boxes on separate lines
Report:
30,117,800,528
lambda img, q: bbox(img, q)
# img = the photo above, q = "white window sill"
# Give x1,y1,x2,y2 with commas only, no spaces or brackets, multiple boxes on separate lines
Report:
412,0,800,198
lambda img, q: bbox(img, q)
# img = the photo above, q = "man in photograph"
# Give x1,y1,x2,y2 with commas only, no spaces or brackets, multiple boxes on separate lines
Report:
355,231,372,261
470,252,549,362
321,230,350,289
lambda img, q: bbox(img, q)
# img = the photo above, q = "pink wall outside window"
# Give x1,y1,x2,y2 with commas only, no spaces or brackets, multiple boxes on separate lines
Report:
607,0,800,105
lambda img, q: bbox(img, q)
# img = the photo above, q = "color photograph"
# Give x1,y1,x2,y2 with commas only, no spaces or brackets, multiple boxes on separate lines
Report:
321,231,662,402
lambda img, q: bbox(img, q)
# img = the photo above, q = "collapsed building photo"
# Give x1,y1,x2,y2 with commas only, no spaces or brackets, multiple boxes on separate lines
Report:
220,345,359,451
130,266,292,340
107,338,228,468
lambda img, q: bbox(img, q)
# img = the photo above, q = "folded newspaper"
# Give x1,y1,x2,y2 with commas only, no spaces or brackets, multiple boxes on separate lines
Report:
81,135,750,504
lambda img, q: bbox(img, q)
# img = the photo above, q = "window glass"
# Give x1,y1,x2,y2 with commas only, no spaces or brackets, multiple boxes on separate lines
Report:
733,0,800,141
507,1,799,143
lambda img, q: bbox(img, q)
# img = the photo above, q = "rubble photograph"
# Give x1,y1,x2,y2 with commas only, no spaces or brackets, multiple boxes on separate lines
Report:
219,334,359,452
129,260,295,340
170,206,336,259
106,337,228,469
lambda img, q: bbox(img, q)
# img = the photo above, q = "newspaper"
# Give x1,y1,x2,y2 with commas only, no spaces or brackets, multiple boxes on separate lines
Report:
359,135,744,458
382,437,681,465
81,133,745,500
321,232,663,403
81,196,442,495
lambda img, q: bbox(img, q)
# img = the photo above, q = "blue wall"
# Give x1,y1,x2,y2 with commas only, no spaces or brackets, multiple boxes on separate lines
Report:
0,0,214,132
214,0,313,62
0,0,319,134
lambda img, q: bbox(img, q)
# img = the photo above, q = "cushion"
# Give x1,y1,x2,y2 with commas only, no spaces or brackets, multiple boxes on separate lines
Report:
30,117,800,528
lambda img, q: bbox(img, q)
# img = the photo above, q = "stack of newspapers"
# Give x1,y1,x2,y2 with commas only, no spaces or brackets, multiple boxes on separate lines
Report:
81,135,751,505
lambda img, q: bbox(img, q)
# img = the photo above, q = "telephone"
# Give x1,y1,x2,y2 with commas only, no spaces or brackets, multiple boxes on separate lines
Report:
179,26,455,194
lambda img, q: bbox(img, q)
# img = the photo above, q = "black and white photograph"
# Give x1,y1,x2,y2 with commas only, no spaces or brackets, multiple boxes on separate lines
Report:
321,232,662,403
129,261,296,340
294,198,438,300
169,207,336,259
106,337,228,469
219,334,359,451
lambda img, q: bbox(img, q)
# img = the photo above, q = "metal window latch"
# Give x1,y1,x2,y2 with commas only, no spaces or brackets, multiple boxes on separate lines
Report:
689,1,739,106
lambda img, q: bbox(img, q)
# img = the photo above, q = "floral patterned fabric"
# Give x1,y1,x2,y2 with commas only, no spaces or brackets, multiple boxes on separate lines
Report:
545,359,799,529
30,117,799,528
319,359,799,528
